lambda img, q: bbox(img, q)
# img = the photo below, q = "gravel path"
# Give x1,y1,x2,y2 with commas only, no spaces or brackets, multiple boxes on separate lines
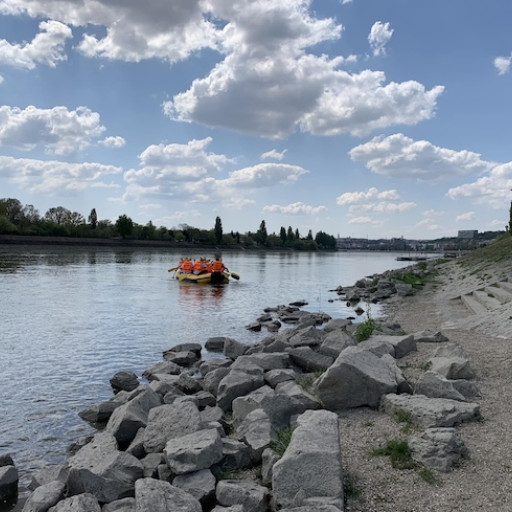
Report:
342,258,512,512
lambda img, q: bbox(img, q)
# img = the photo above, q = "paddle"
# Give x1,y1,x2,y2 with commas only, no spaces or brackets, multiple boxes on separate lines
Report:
227,271,240,280
168,267,178,272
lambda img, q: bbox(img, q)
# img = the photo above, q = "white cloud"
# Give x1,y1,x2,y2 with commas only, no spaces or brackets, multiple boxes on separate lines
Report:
100,136,126,148
261,149,287,161
0,20,71,69
447,161,512,209
494,54,512,75
0,155,122,193
0,105,106,155
349,133,495,182
263,202,326,215
456,211,475,222
348,216,383,226
336,187,399,205
368,21,393,57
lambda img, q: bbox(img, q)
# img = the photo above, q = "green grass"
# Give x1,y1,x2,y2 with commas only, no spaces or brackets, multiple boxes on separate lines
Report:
418,468,440,485
355,318,375,342
393,409,415,434
269,427,293,457
370,440,416,470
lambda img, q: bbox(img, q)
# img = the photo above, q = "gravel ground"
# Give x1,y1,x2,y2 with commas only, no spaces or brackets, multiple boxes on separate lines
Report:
341,257,512,512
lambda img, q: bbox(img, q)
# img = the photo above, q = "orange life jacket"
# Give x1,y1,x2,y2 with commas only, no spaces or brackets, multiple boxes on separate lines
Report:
212,259,224,272
182,259,193,273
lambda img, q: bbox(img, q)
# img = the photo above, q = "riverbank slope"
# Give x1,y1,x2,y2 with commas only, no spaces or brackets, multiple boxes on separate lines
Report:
342,235,512,511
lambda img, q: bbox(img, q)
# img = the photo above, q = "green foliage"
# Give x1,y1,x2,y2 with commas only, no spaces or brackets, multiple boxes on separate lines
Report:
394,271,426,289
393,409,415,434
418,468,440,485
115,214,134,239
370,440,415,470
214,216,223,244
355,318,375,342
344,475,362,499
269,427,293,457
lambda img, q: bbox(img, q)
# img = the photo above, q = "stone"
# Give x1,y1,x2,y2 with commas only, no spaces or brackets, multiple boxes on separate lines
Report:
410,427,468,472
79,400,120,424
203,367,231,397
224,338,250,359
370,334,417,359
413,330,449,343
172,469,216,505
22,480,66,512
414,371,467,401
110,371,139,393
288,326,325,348
231,353,291,371
106,388,162,447
134,478,201,512
314,346,397,409
102,497,136,512
176,373,203,394
318,329,355,359
235,409,276,463
261,448,280,486
142,361,182,381
429,343,476,380
219,438,253,471
142,401,201,454
164,429,223,475
272,410,344,510
216,480,269,512
288,347,333,372
205,336,228,352
0,465,18,504
264,369,296,388
164,343,202,358
47,493,100,512
382,394,481,428
216,369,265,412
66,432,143,503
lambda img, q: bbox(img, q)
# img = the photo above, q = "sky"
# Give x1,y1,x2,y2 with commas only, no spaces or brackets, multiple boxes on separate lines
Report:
1,0,512,240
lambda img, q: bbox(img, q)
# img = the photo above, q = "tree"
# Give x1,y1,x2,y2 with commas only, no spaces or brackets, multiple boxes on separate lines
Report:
214,216,223,244
256,220,268,245
307,229,313,240
44,206,70,224
88,208,98,229
509,200,512,236
280,226,287,243
64,211,85,226
115,214,134,239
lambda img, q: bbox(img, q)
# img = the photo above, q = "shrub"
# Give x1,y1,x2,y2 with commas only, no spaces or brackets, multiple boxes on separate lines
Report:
269,427,293,457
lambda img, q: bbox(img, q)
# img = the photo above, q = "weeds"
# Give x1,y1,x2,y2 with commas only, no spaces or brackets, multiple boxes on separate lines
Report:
418,468,440,485
355,302,375,342
269,427,293,457
393,409,415,434
370,440,415,470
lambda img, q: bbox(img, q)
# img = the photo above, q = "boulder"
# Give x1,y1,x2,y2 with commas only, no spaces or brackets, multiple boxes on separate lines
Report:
79,400,120,425
134,478,201,512
47,493,101,512
164,343,202,358
414,371,466,401
429,343,476,380
231,353,291,371
66,432,143,503
204,337,230,352
175,373,203,394
110,371,139,394
216,480,269,512
216,369,265,412
413,330,449,343
172,469,216,506
224,338,250,359
275,380,321,412
219,438,253,471
322,318,351,332
264,369,297,388
22,480,65,512
235,409,276,463
164,429,223,475
203,367,231,397
0,465,18,504
410,427,468,472
381,394,481,428
288,347,333,372
369,334,417,359
143,401,202,454
106,388,162,446
142,361,182,381
314,346,397,409
102,497,136,512
272,410,344,510
318,329,355,359
287,326,325,348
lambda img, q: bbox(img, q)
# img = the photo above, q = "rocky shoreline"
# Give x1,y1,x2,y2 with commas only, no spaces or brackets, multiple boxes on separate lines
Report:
0,260,491,512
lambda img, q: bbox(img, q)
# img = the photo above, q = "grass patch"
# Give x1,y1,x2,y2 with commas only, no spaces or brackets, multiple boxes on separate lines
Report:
418,468,440,485
370,440,416,470
393,409,415,434
269,427,293,457
394,271,427,289
355,318,376,342
344,475,362,499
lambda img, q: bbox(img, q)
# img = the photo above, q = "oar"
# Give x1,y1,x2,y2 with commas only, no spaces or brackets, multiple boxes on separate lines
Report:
229,271,240,280
168,267,178,272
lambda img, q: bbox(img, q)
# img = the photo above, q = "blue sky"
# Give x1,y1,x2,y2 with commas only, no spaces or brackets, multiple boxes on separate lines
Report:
1,0,511,239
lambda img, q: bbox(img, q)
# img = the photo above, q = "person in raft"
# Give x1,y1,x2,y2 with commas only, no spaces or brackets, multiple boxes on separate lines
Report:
211,256,226,284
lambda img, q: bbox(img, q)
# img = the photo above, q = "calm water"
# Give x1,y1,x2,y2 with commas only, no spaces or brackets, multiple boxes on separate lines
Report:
0,245,416,493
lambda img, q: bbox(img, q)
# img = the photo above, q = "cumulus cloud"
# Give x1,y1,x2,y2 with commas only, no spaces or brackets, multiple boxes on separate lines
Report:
494,53,512,75
349,133,495,182
263,202,326,215
0,20,71,69
261,149,287,161
0,105,106,155
336,187,399,205
0,155,122,193
348,216,383,226
447,162,512,209
456,211,475,222
100,136,126,148
368,21,393,57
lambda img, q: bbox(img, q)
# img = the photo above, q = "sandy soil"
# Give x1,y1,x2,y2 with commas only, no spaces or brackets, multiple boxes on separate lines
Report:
341,256,512,512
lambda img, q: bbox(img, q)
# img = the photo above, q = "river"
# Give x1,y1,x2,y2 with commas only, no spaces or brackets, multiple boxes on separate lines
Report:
0,245,421,496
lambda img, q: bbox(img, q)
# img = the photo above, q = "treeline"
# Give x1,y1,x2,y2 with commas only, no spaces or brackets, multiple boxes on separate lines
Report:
0,198,337,250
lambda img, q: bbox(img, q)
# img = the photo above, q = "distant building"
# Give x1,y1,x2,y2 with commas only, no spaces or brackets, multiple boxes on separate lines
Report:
457,230,478,239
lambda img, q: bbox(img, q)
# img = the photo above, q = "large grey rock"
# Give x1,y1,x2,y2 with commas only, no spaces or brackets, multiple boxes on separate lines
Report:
410,427,468,472
231,353,291,371
164,429,223,475
175,373,203,394
48,493,100,512
288,347,333,372
264,369,296,388
134,478,201,512
0,465,18,504
173,469,216,505
216,480,269,512
318,329,355,359
275,381,321,412
79,400,120,424
199,358,232,376
203,367,231,397
28,465,67,491
414,371,466,401
110,371,140,393
380,354,412,395
314,346,397,409
261,448,280,486
142,401,201,453
232,386,275,425
322,318,351,332
216,369,265,411
220,438,253,470
369,334,417,359
279,505,342,512
235,409,276,463
356,337,395,358
382,394,481,428
224,338,250,359
66,432,143,503
429,343,476,380
413,330,449,343
288,326,325,348
272,410,343,510
142,360,182,381
106,388,162,446
22,480,65,512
